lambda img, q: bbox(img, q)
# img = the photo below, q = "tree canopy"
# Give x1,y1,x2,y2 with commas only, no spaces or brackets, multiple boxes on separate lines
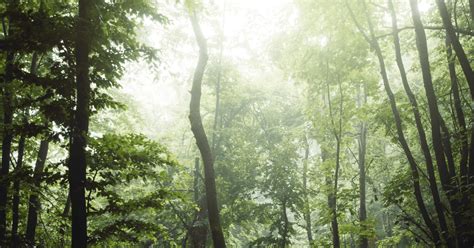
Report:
0,0,473,247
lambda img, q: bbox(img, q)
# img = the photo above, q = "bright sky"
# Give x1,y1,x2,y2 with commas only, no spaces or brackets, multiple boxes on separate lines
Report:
117,0,433,139
117,0,292,139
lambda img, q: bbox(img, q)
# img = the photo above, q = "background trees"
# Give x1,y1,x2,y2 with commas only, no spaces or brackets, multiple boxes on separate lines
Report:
0,0,472,247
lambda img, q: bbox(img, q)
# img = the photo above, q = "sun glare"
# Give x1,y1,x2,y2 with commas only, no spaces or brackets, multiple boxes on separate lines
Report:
418,1,432,13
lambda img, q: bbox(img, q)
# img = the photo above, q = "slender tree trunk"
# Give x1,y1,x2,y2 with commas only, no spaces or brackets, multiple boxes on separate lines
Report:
0,84,13,244
193,158,200,205
470,0,474,23
302,136,313,245
320,147,338,248
280,199,289,248
326,78,342,248
188,11,226,248
388,1,451,245
59,194,71,247
357,83,368,248
69,0,92,246
470,129,474,185
435,0,474,99
189,158,208,248
445,33,474,248
25,139,49,245
329,143,341,248
211,67,221,155
10,135,25,248
0,2,18,242
409,1,466,246
211,12,225,155
446,36,468,181
11,52,38,248
346,1,441,244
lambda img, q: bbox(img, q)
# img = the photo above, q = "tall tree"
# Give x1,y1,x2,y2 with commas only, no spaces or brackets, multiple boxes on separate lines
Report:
435,0,474,99
188,10,227,248
69,0,93,246
302,135,314,245
346,0,441,244
189,157,208,247
409,0,469,245
326,76,343,248
10,135,25,247
0,1,18,242
388,0,450,245
11,52,39,247
25,139,49,245
357,82,368,248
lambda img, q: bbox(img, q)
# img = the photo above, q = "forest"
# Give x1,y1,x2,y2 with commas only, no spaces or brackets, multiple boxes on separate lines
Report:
0,0,473,247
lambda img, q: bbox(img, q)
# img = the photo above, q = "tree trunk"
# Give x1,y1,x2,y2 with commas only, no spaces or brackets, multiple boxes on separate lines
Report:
69,0,93,246
326,78,342,248
302,136,313,245
280,199,289,248
211,15,224,155
330,142,341,248
0,1,18,242
357,83,368,248
445,33,474,248
0,49,14,247
435,0,474,99
25,139,49,245
11,52,38,248
388,1,450,245
10,135,25,248
470,0,474,24
446,35,468,180
189,158,208,248
188,11,227,248
346,0,441,244
409,1,465,246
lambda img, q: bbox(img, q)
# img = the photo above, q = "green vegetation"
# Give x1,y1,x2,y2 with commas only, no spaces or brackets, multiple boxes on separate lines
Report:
0,0,472,247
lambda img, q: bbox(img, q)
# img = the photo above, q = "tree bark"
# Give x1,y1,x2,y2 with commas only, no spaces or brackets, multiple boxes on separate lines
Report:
188,11,227,248
302,136,313,245
10,135,25,248
0,1,18,242
357,83,368,248
25,139,49,245
409,1,466,246
346,0,441,244
211,14,225,156
189,158,208,248
445,35,468,182
69,0,93,246
329,150,340,248
322,147,340,248
326,77,342,248
435,0,474,100
11,52,38,248
388,1,450,245
280,199,289,248
445,34,474,247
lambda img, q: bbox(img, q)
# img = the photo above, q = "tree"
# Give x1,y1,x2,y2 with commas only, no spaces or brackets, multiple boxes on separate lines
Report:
302,135,314,246
346,0,441,244
0,1,19,242
357,82,368,248
388,0,449,244
68,0,93,246
25,138,49,245
188,9,227,248
435,0,474,99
